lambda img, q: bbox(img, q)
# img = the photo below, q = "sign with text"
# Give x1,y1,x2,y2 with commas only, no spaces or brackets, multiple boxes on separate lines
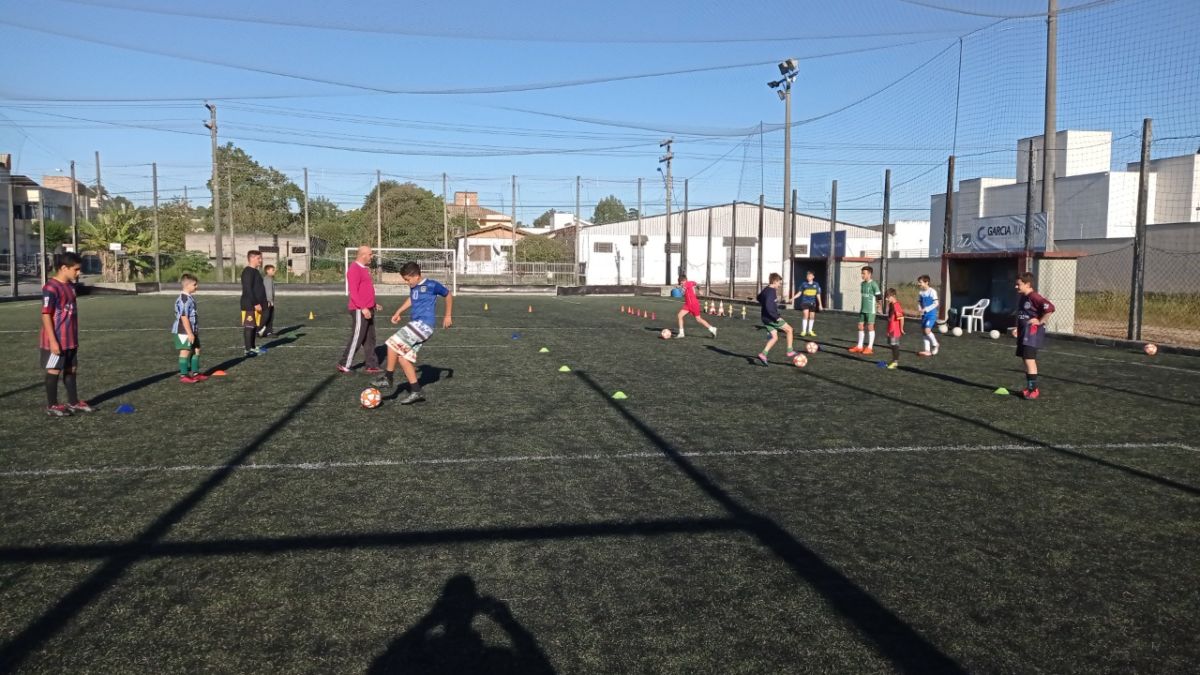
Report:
810,231,846,258
955,213,1047,253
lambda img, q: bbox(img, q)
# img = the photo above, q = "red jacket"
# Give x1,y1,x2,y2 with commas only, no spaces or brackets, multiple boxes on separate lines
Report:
346,262,376,311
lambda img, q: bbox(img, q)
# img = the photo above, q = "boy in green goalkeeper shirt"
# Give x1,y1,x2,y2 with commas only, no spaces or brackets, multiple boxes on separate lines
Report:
848,265,882,356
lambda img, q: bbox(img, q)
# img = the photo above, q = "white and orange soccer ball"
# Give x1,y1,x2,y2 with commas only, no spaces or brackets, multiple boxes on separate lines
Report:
792,354,808,368
804,341,819,354
1144,343,1158,356
660,328,672,339
360,387,382,409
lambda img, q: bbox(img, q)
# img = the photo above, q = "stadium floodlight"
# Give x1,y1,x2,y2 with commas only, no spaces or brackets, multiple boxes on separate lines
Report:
768,58,799,301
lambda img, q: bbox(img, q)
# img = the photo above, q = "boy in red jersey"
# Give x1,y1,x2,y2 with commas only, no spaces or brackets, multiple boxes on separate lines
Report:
674,273,717,339
40,252,94,417
1011,272,1055,400
883,288,905,369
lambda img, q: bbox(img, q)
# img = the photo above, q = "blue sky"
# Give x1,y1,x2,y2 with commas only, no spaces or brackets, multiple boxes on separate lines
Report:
1,0,1196,226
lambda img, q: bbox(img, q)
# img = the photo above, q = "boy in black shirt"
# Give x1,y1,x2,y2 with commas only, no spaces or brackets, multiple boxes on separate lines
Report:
240,250,267,356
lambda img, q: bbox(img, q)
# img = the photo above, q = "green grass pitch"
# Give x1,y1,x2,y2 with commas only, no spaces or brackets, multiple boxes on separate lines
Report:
1,294,1198,673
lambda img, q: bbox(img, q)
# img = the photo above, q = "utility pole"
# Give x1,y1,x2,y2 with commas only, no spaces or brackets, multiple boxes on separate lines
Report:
511,174,517,286
940,156,955,324
69,160,78,251
575,175,581,285
303,167,310,283
227,173,236,281
636,177,643,287
6,169,15,297
183,185,189,209
770,58,799,301
756,194,765,289
37,189,46,284
705,208,713,295
375,169,383,280
728,201,738,298
659,138,673,285
681,178,689,279
204,102,222,281
827,181,836,310
790,189,797,296
94,150,103,212
1042,0,1058,250
152,162,160,285
1128,117,1152,341
880,169,891,293
442,172,448,252
1024,139,1036,274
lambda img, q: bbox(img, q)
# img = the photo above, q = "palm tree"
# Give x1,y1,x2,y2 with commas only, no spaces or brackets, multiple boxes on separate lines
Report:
81,210,153,282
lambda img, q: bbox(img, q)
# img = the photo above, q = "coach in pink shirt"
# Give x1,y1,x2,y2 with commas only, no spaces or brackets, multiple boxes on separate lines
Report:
338,245,382,373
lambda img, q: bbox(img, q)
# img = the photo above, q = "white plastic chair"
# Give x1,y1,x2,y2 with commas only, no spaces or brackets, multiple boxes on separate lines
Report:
958,298,990,333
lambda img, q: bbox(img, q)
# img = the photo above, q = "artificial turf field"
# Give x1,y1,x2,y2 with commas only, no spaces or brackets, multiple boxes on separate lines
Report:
0,293,1198,674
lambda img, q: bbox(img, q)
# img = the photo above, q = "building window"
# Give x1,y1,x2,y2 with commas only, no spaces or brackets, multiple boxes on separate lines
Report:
468,245,491,261
593,242,613,253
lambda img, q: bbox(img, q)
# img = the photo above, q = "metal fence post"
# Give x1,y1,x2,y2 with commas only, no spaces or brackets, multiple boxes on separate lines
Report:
1128,117,1152,341
940,156,955,323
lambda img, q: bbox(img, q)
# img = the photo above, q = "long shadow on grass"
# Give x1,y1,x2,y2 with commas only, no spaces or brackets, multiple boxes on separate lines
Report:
384,365,454,401
0,382,41,401
1011,369,1200,408
706,346,1200,496
0,374,338,671
806,346,999,393
89,371,177,405
572,369,967,674
369,574,556,674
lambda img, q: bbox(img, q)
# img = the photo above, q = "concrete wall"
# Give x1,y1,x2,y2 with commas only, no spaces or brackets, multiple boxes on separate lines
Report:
185,233,318,274
1035,258,1076,333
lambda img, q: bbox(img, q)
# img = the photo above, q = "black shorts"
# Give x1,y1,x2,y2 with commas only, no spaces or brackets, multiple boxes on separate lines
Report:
1016,344,1038,360
799,302,818,313
40,348,77,371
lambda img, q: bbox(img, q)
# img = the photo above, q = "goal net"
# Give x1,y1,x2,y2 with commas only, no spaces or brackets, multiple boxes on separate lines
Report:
344,248,457,294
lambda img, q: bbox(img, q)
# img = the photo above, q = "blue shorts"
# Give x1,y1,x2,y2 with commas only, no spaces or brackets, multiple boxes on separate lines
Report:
921,314,938,330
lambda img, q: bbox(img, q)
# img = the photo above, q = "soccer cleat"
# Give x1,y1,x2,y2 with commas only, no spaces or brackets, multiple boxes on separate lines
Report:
399,390,426,405
67,401,96,414
709,327,717,337
862,348,875,356
179,375,198,384
371,376,393,389
189,373,210,382
917,351,933,357
244,350,259,358
848,346,864,353
756,353,770,367
887,362,899,370
364,367,383,374
1022,388,1040,400
675,332,685,339
931,346,940,356
46,404,72,417
786,351,798,359
336,364,351,373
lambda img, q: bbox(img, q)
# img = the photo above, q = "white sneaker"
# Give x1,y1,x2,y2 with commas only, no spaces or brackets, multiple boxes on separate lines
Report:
932,346,940,355
675,332,685,339
709,327,718,337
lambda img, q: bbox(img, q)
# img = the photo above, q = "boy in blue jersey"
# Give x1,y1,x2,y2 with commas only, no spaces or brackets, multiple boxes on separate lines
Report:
755,273,797,366
172,274,207,384
915,274,941,357
373,262,454,404
791,270,823,337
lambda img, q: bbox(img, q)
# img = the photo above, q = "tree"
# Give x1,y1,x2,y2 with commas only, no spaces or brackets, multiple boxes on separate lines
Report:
532,209,556,229
81,210,153,281
213,143,303,234
34,220,72,251
149,198,197,252
592,195,630,225
359,181,445,248
515,235,570,262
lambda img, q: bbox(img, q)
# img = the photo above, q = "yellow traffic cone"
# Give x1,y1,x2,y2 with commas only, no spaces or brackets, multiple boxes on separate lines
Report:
741,305,746,320
308,311,314,320
484,303,489,311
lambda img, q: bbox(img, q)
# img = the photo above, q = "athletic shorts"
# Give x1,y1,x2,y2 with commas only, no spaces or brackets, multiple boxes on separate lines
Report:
174,333,200,350
922,314,938,330
858,311,876,325
386,320,434,364
799,302,818,313
1016,344,1038,360
40,348,77,371
241,310,261,328
763,319,788,333
684,302,701,317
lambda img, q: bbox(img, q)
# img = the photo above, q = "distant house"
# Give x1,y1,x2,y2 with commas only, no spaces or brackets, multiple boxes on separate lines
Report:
448,192,511,230
185,232,326,274
455,223,530,273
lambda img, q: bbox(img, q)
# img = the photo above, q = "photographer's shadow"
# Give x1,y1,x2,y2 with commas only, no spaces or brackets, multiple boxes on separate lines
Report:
368,574,555,675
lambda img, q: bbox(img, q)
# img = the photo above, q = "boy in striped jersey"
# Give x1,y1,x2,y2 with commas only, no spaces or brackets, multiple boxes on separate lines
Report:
40,252,94,417
172,274,207,383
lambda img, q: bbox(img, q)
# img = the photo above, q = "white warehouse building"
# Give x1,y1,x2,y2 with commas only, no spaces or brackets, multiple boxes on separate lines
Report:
574,202,890,289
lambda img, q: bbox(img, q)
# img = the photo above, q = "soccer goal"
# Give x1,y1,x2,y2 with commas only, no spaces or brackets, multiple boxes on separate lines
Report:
343,248,457,294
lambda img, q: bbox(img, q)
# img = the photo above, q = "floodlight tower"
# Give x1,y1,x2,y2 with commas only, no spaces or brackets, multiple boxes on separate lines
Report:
769,58,799,299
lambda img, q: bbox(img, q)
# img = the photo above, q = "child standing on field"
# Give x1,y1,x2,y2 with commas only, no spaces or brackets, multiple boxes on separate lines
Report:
884,288,904,369
755,273,797,367
1012,272,1055,400
258,264,277,338
173,274,207,384
792,270,823,337
916,274,941,357
40,252,95,417
848,266,881,356
674,273,717,339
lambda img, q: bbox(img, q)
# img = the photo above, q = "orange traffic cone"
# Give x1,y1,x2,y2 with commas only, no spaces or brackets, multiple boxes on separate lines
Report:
620,305,625,313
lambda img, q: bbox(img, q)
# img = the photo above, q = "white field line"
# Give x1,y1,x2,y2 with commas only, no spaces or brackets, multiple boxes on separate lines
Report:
976,337,1200,375
1,442,1193,480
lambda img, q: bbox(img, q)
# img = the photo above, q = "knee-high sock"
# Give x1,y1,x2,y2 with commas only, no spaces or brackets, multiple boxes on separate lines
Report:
243,326,256,350
867,331,876,349
45,373,59,406
63,373,78,404
190,353,201,373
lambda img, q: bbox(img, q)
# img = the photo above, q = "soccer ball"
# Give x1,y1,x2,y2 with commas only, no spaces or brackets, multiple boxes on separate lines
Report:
660,328,672,339
360,387,382,409
937,322,949,334
988,329,1000,339
951,327,964,337
792,354,808,368
804,341,819,354
1144,343,1158,356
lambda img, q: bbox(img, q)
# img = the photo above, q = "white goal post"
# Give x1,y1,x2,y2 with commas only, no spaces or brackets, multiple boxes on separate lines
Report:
343,248,457,294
